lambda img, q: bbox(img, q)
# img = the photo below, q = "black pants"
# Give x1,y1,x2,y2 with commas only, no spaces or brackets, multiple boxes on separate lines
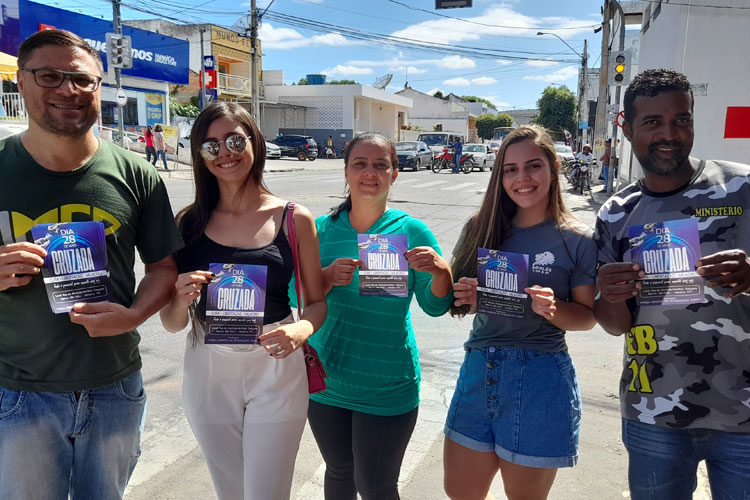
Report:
145,145,157,165
308,400,419,500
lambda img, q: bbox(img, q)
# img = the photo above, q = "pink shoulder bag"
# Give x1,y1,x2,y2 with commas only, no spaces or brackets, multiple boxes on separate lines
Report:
287,203,327,394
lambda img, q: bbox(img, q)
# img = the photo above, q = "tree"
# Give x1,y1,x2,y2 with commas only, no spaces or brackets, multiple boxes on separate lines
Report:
169,97,199,118
461,95,496,109
296,77,308,85
433,90,444,99
327,79,358,85
534,85,576,141
475,113,514,140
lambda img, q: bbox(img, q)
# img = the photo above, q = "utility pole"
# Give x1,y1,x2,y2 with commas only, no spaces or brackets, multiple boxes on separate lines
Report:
595,0,611,161
199,26,206,110
250,0,259,123
112,0,124,147
581,39,589,147
607,0,626,195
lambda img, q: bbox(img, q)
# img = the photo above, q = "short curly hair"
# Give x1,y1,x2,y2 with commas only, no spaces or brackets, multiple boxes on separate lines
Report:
624,69,693,123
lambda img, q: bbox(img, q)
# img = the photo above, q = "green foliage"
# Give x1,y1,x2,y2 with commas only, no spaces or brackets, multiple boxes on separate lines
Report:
169,97,200,118
475,113,514,140
327,79,358,85
296,77,308,85
433,90,444,99
461,95,496,109
535,85,576,141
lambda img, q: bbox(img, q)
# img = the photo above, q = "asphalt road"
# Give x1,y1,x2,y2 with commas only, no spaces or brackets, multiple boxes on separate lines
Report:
124,158,710,500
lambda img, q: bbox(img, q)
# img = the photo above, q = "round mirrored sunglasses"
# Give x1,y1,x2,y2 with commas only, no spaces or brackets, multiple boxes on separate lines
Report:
199,134,252,161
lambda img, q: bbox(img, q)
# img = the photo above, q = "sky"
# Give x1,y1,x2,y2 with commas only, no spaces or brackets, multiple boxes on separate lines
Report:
36,0,607,111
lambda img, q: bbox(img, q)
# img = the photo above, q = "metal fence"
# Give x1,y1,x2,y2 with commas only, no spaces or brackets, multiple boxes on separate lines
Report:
0,93,27,120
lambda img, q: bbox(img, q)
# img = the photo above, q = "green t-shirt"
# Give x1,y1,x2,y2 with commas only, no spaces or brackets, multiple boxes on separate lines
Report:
307,209,453,416
0,135,184,392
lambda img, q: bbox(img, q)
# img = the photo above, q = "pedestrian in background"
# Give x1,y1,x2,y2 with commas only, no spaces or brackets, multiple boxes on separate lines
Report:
445,125,597,500
594,68,750,500
154,123,169,170
0,29,182,500
159,102,327,500
599,138,612,184
144,124,157,166
307,132,453,500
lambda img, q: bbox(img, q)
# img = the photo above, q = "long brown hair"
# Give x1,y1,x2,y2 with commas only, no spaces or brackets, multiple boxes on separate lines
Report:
450,125,577,316
177,102,269,249
330,132,398,218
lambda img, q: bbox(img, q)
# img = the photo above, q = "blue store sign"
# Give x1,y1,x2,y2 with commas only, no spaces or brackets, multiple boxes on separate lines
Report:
3,0,189,84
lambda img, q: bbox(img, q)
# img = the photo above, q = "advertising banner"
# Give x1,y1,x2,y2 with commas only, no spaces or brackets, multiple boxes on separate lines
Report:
9,0,188,83
145,92,163,127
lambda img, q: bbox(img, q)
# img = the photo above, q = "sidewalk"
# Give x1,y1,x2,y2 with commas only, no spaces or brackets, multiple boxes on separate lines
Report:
155,157,345,181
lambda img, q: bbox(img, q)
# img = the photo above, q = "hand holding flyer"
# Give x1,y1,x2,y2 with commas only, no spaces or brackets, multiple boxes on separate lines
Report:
205,263,267,344
358,234,409,297
627,218,704,306
476,248,529,318
30,221,110,314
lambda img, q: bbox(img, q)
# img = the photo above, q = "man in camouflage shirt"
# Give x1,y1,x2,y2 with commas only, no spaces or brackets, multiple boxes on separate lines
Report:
594,68,750,499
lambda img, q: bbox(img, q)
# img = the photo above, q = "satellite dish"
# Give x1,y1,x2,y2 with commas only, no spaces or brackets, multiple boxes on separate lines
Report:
372,74,393,90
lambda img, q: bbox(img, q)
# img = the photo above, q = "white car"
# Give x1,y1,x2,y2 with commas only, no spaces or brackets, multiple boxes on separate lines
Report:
554,144,575,165
265,141,281,159
463,143,496,172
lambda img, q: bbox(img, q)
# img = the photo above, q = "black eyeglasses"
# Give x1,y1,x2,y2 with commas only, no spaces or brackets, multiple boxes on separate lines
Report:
200,134,252,161
20,68,103,93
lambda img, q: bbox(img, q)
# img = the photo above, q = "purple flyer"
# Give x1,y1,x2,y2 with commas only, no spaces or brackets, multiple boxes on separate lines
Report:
358,234,409,297
628,218,704,306
476,248,529,318
30,221,110,314
205,263,267,344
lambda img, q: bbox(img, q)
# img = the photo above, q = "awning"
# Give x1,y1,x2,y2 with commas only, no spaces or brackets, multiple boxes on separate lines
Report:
0,52,18,79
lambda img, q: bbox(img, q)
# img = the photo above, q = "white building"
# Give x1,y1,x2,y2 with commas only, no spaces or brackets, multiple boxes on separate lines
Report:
612,0,749,186
395,87,476,141
261,70,412,151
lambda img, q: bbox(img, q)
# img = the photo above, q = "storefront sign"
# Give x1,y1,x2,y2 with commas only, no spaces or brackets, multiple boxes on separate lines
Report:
211,26,251,54
7,0,189,84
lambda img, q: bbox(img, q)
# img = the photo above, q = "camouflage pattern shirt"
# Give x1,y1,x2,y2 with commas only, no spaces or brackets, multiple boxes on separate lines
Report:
595,159,750,432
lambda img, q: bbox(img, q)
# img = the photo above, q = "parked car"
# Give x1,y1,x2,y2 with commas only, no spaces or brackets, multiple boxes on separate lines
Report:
272,135,318,161
463,143,496,172
554,144,575,165
394,141,433,171
265,141,281,159
488,141,501,155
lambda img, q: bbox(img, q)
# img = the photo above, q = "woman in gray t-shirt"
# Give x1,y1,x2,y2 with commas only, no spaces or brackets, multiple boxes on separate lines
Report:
443,125,598,500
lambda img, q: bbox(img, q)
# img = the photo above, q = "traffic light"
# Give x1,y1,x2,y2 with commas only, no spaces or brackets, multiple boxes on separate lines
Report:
106,33,133,69
608,50,632,86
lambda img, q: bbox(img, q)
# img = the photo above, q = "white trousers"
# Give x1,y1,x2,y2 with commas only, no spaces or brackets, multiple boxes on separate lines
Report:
182,322,308,500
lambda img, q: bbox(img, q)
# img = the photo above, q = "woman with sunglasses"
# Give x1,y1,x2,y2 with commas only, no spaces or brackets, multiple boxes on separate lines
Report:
159,102,327,500
307,132,454,500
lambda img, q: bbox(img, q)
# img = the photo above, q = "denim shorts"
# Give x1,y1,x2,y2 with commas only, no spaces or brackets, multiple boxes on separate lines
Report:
445,346,581,468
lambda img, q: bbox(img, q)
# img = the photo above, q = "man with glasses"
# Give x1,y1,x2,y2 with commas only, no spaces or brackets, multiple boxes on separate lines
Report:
0,29,183,500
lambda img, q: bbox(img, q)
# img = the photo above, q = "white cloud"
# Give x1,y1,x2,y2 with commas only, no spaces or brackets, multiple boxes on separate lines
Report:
321,65,374,77
389,4,595,45
426,87,443,96
497,59,513,66
522,65,579,82
437,55,476,69
472,76,497,85
444,77,471,86
526,59,560,68
259,23,354,49
392,65,428,75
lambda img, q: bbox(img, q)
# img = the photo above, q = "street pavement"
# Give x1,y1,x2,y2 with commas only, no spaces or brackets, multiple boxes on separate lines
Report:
124,160,710,500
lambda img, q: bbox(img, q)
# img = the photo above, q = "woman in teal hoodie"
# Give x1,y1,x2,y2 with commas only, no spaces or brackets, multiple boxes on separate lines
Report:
307,132,453,500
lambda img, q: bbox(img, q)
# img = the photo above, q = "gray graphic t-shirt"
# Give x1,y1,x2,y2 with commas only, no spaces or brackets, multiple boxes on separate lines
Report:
595,159,750,432
467,219,597,352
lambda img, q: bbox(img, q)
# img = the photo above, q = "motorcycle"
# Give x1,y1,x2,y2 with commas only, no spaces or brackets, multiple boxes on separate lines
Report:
431,147,474,174
568,159,594,194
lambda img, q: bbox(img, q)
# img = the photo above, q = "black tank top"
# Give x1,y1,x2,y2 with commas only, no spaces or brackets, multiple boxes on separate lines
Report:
176,205,294,325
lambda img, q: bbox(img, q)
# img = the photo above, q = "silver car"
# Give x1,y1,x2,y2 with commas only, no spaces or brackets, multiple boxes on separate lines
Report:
265,141,281,159
463,143,496,172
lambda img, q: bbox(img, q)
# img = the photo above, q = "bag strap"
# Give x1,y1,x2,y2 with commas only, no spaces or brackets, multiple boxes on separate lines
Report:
287,202,303,317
